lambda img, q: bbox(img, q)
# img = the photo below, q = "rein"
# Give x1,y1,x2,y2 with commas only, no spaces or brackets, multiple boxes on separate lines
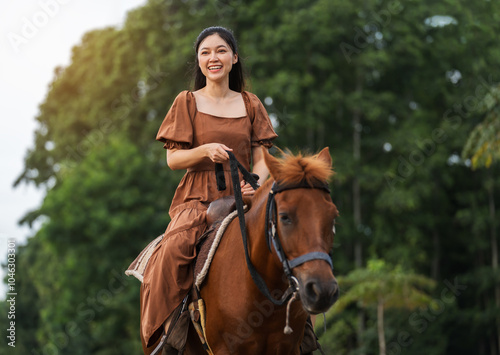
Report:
216,152,334,306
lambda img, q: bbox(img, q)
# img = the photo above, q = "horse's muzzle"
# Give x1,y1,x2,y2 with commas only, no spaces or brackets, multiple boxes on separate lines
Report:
299,276,339,314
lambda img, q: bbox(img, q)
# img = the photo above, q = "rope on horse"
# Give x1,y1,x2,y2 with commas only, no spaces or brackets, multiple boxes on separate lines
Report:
194,207,246,290
284,291,299,334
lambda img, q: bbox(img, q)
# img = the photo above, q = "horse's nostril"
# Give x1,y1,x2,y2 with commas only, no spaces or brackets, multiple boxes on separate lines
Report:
301,279,339,313
305,281,321,303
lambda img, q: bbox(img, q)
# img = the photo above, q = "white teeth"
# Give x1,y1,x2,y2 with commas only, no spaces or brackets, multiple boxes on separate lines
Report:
208,66,222,70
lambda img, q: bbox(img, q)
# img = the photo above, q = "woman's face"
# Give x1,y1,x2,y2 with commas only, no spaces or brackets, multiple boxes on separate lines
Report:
197,34,238,85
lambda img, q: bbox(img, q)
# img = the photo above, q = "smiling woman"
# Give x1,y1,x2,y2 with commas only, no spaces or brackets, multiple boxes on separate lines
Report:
192,26,246,94
191,30,246,118
132,26,278,354
198,39,236,80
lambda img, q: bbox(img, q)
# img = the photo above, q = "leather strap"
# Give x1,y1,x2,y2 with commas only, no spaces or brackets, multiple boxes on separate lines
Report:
223,151,333,306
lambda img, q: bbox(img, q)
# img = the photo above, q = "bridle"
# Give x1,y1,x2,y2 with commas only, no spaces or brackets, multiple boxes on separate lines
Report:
265,181,334,303
217,152,334,306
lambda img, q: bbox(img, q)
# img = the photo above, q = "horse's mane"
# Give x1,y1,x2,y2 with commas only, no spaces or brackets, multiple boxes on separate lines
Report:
252,150,334,204
244,150,335,208
275,150,334,186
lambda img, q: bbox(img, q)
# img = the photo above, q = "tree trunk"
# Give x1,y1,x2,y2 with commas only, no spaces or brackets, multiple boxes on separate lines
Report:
353,74,365,354
353,105,362,268
353,71,363,268
377,299,386,355
431,230,440,279
487,173,500,354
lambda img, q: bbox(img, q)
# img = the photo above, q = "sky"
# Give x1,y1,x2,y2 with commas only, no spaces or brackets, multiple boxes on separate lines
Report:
0,0,147,297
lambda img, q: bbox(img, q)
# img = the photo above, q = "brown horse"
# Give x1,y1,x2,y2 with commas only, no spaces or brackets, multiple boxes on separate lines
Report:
185,147,339,355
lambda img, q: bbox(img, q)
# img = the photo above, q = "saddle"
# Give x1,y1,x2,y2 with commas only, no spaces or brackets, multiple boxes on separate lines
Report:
124,196,237,284
205,195,236,226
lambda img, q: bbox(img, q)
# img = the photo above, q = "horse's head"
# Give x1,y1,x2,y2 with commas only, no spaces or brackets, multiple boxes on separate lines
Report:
263,147,339,314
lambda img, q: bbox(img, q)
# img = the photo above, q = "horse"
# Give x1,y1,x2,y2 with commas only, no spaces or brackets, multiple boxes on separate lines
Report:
184,147,339,355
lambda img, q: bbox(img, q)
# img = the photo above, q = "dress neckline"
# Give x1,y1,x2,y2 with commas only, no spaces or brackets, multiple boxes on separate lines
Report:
190,91,249,119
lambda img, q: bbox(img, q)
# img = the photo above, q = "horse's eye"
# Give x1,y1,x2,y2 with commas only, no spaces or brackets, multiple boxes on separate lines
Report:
279,213,292,225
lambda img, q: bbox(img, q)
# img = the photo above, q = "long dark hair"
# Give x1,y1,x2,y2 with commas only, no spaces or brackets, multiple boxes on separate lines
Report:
193,26,245,92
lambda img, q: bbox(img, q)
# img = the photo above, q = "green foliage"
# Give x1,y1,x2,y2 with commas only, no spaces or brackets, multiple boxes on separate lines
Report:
5,0,500,354
462,85,500,169
318,259,434,355
333,259,435,312
0,241,41,354
8,134,180,354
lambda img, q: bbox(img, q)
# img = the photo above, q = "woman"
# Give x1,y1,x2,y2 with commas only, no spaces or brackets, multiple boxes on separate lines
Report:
140,26,278,353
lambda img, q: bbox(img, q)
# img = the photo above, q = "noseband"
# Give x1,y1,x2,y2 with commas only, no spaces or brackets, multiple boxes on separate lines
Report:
218,152,334,306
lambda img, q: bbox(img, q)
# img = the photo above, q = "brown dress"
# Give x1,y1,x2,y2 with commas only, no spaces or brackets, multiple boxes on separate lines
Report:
140,90,277,347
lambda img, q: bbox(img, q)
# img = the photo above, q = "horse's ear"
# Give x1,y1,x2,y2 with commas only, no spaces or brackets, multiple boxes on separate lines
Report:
262,146,281,179
316,147,332,167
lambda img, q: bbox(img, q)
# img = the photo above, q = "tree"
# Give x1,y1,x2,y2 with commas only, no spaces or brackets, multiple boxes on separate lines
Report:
328,259,435,355
462,83,500,352
463,84,500,170
0,241,41,354
21,135,181,354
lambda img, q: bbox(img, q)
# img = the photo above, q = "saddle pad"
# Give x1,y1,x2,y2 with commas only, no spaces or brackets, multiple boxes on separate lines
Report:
125,206,246,285
194,207,245,290
125,233,164,282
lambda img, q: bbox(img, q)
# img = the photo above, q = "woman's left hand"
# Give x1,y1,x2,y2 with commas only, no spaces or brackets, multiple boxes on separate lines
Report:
240,180,256,196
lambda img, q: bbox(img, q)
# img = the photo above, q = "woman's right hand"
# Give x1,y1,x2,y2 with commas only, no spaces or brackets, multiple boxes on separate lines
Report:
204,143,232,163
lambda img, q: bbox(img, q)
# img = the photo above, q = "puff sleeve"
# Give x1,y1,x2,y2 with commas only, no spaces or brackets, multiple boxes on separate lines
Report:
156,91,195,149
245,92,278,148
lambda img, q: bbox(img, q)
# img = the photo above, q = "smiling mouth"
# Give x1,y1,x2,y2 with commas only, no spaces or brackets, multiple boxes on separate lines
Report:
208,65,222,70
